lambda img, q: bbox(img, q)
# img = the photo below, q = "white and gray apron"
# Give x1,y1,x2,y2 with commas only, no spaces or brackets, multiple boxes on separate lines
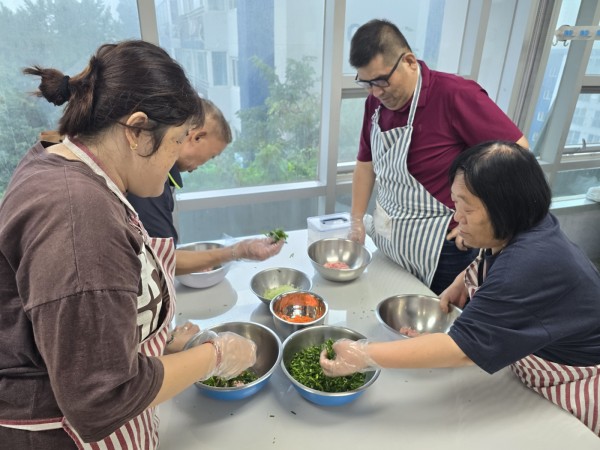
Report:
367,65,454,287
0,137,177,449
464,253,600,436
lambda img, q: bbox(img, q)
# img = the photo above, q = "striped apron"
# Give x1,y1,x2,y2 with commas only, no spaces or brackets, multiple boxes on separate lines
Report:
367,65,454,287
464,252,600,436
0,138,177,449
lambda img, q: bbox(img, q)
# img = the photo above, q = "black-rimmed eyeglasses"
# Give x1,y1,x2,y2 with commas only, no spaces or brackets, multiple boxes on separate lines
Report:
354,52,406,89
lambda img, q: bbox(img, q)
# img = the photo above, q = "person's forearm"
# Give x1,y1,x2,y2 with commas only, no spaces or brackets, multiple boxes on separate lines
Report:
175,248,233,276
351,161,376,218
368,333,473,369
149,344,216,407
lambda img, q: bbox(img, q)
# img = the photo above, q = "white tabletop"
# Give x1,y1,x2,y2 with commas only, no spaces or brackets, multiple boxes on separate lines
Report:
159,230,599,448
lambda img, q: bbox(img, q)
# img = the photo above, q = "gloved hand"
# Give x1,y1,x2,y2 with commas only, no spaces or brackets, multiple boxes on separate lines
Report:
319,338,379,377
347,216,366,244
231,237,284,261
201,331,257,380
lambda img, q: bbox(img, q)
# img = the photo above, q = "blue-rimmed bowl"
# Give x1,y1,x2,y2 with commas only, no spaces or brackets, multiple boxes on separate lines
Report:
185,321,282,400
280,325,380,406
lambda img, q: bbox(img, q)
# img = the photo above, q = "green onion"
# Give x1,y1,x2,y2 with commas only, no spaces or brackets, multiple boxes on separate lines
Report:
288,339,366,392
265,228,288,242
202,370,258,387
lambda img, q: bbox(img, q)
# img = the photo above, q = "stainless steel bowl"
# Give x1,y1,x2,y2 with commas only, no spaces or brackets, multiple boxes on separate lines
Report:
176,242,230,289
250,267,312,305
269,290,328,338
376,294,463,338
184,321,282,400
281,325,380,406
307,238,371,282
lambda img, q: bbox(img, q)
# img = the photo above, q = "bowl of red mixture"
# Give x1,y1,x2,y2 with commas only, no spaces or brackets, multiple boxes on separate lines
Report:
269,290,328,338
307,238,371,282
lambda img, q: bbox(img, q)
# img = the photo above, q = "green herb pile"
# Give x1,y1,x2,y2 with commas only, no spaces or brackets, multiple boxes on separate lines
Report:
265,228,288,242
288,339,366,392
202,370,258,388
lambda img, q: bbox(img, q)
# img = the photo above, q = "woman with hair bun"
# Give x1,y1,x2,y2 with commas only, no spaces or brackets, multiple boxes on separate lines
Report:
0,40,257,449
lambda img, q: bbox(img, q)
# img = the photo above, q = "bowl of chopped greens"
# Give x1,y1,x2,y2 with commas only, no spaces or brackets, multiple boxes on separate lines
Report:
185,321,282,401
270,290,328,338
250,267,312,305
281,325,380,406
307,238,371,282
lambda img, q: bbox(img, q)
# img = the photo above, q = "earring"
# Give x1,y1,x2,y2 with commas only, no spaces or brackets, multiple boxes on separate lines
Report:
130,142,138,151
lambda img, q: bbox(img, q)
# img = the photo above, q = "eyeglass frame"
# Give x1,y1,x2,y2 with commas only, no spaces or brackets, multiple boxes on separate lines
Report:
354,52,406,89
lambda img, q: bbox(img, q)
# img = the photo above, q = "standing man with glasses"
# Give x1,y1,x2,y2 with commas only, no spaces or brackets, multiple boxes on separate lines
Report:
347,19,529,295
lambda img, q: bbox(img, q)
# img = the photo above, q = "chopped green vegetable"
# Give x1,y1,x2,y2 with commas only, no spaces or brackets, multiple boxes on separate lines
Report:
263,284,296,300
202,370,258,387
288,339,366,392
265,228,288,242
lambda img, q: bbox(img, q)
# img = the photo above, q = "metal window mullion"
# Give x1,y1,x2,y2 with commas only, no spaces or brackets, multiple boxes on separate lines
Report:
137,0,160,45
320,0,346,214
458,0,492,79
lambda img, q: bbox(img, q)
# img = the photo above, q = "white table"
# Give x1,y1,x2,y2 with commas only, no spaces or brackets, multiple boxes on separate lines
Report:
159,230,599,448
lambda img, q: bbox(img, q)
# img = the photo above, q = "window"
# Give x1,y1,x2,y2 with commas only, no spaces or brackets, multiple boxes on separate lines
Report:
0,0,141,197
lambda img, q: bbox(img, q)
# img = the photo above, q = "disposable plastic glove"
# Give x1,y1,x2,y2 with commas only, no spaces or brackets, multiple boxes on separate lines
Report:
347,216,366,244
231,237,284,261
200,331,257,380
319,338,379,377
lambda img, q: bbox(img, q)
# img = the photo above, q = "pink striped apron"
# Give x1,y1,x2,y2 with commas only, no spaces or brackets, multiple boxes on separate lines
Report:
0,138,177,449
464,250,600,436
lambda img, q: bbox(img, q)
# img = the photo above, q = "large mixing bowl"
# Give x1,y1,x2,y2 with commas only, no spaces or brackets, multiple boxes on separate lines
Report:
185,321,281,400
281,325,380,406
376,294,463,338
176,242,230,289
307,238,371,282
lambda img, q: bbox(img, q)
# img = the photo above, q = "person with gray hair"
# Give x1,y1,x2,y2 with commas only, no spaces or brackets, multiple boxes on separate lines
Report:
126,97,284,276
346,19,529,294
321,141,600,436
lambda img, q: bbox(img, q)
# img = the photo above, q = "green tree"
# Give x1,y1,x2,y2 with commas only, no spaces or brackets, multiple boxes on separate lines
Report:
181,56,320,192
0,0,139,197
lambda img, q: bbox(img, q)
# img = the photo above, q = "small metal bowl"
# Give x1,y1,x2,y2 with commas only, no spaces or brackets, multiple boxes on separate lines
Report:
269,290,328,338
185,321,282,400
250,267,312,305
307,238,371,282
281,325,380,406
376,294,463,338
176,242,230,289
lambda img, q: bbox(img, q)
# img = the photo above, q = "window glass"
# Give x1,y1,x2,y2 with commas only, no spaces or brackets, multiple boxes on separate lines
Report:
563,93,600,153
177,197,320,243
0,0,140,197
553,168,600,198
585,33,600,74
156,0,325,192
338,98,366,164
344,0,468,74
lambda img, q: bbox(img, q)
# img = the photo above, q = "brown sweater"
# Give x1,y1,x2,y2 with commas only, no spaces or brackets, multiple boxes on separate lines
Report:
0,143,164,447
